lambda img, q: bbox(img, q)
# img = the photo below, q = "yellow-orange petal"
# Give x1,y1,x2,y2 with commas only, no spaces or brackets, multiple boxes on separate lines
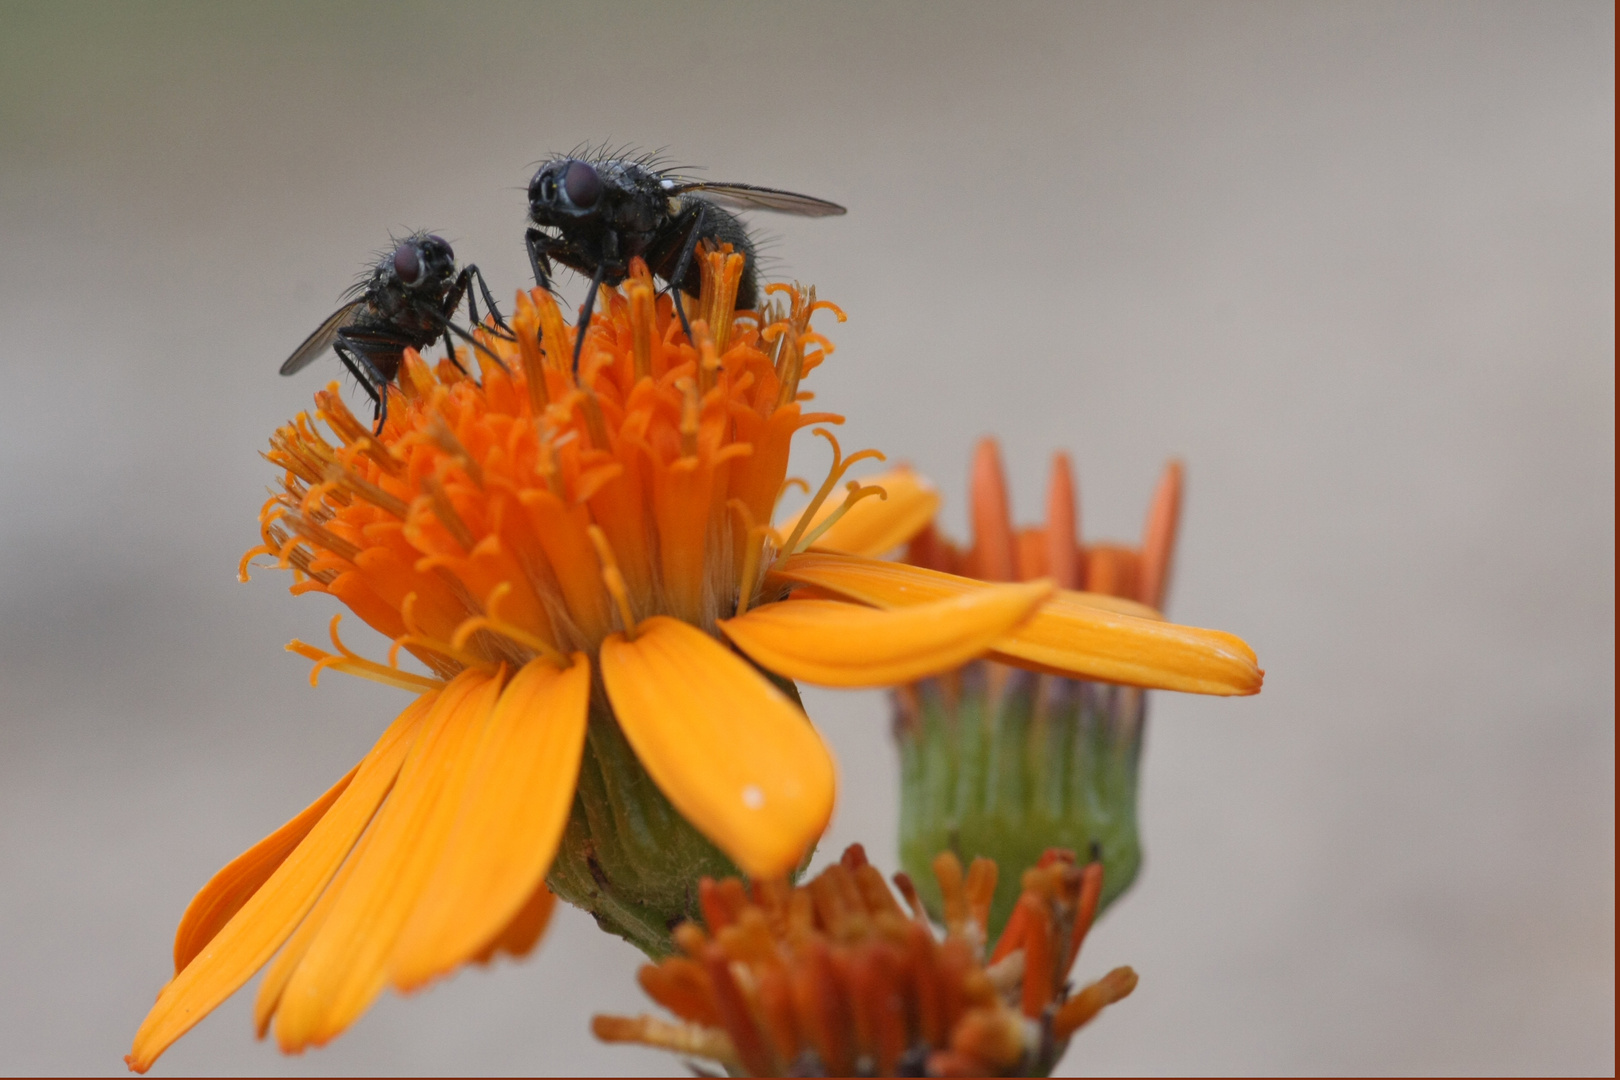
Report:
271,670,501,1051
253,819,374,1038
987,589,1261,695
125,691,436,1074
718,582,1052,688
780,466,941,558
391,654,591,991
969,438,1016,581
1138,460,1183,610
773,551,1159,620
172,764,357,973
773,553,1261,696
600,617,835,878
473,878,558,964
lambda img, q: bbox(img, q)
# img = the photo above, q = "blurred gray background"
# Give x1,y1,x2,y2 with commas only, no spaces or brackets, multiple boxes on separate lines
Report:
0,1,1611,1075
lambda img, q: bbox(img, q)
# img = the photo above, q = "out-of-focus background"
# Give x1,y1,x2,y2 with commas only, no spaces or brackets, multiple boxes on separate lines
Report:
0,2,1611,1074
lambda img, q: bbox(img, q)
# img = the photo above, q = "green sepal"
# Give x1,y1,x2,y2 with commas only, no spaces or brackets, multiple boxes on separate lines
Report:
897,664,1145,940
547,675,812,958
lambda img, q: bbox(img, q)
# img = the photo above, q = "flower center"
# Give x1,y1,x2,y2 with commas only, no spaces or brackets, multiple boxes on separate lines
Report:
245,249,865,686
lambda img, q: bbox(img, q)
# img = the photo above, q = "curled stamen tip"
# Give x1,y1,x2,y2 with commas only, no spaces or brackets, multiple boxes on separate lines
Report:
237,545,273,583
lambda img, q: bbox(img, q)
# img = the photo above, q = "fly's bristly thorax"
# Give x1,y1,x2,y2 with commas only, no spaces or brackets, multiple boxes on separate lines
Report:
892,440,1185,937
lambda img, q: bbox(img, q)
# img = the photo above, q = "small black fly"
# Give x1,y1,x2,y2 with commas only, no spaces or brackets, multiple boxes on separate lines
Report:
280,233,510,431
524,152,845,370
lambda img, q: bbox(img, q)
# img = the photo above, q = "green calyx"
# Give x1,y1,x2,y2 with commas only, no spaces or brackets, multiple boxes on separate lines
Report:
547,675,812,958
897,663,1146,940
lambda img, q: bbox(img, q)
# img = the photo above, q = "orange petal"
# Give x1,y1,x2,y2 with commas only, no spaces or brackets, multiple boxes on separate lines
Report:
271,670,501,1051
1138,459,1183,610
473,879,558,964
986,589,1260,696
780,466,942,557
969,438,1016,580
600,617,835,878
1045,452,1081,590
773,553,1261,696
172,764,357,974
391,654,590,992
253,812,377,1037
125,691,436,1074
718,582,1051,687
774,552,1157,619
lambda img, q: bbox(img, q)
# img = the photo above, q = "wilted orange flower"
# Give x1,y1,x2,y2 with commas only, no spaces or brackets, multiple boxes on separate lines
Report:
595,844,1135,1077
128,251,1257,1071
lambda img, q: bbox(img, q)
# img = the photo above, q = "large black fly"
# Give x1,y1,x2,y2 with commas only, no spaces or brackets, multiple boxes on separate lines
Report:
280,233,510,432
524,153,845,371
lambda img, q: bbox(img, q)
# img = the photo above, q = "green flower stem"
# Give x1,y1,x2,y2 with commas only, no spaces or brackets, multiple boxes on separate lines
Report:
897,663,1145,940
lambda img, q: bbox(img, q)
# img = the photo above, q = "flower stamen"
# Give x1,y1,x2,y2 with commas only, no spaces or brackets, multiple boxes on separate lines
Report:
728,499,781,618
772,477,810,519
288,614,443,692
592,1015,741,1072
795,481,888,554
627,261,656,381
324,464,409,519
298,480,341,518
423,417,484,488
449,582,569,668
575,381,613,451
587,525,638,639
773,429,887,566
424,476,476,551
238,544,273,583
388,592,491,672
315,390,406,476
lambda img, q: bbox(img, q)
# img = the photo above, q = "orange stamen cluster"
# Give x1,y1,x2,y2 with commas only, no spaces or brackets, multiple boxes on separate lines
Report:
593,845,1136,1077
243,248,848,678
907,438,1182,609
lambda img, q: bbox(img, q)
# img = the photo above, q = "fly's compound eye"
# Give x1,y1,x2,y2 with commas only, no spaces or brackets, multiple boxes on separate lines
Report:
563,161,603,209
392,242,423,285
531,169,558,207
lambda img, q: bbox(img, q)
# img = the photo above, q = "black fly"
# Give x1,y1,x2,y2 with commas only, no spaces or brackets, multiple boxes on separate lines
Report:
280,232,510,432
524,153,845,371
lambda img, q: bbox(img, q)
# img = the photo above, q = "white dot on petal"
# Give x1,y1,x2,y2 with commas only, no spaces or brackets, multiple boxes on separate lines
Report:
741,785,765,810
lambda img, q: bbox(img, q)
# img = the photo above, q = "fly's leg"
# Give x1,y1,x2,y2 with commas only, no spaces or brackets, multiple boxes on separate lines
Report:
662,201,709,344
526,228,559,292
465,265,513,336
444,318,510,372
434,276,475,375
571,261,609,376
570,229,624,377
417,282,508,378
332,329,399,433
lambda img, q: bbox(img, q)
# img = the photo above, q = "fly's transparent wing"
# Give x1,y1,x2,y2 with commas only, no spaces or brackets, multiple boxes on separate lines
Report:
670,181,846,217
280,301,363,376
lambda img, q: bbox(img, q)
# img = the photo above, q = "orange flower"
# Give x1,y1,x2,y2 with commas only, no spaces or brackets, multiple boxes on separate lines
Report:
594,844,1136,1077
128,251,1257,1071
